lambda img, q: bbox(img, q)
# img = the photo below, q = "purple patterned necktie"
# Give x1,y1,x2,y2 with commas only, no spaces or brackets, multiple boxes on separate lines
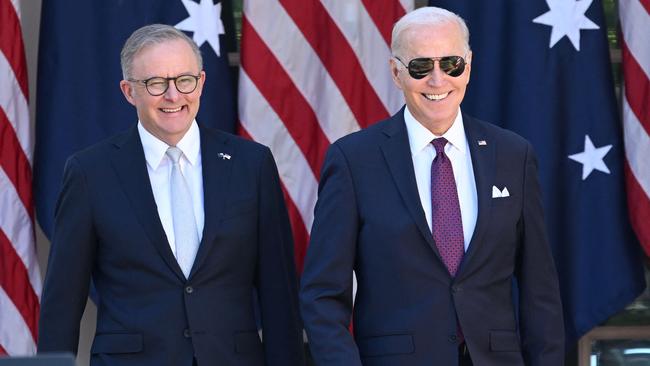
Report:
431,137,466,344
430,138,464,276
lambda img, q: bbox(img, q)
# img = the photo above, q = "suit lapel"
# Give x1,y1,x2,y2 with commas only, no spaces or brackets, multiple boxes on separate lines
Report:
457,114,495,278
110,126,186,281
188,126,234,277
380,111,441,260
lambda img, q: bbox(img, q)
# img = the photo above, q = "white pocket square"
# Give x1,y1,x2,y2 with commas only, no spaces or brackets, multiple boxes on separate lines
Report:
492,186,510,198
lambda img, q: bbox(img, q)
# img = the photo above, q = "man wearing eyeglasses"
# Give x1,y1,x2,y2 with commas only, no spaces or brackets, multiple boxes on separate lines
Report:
38,24,304,366
300,6,564,366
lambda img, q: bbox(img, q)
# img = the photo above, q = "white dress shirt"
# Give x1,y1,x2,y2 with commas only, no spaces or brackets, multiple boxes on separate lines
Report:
404,107,478,251
138,121,205,254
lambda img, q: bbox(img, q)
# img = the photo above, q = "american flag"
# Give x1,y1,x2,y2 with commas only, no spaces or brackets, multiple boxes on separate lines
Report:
620,0,650,256
238,0,413,272
0,0,42,356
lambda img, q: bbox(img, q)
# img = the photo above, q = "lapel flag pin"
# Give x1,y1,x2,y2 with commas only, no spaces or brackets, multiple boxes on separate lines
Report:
218,153,231,160
478,140,487,146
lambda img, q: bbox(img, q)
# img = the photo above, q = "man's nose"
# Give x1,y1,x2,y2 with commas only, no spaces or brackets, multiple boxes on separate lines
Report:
163,80,180,100
427,62,446,86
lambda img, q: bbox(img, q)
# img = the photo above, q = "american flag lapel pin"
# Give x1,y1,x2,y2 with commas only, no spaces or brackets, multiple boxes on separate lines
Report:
478,140,487,146
218,152,231,160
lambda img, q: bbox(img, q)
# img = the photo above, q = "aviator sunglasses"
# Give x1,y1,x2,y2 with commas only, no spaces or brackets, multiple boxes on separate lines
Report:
395,55,467,79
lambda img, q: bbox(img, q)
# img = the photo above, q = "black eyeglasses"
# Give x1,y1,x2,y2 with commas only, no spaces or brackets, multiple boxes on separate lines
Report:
395,56,467,79
128,74,201,96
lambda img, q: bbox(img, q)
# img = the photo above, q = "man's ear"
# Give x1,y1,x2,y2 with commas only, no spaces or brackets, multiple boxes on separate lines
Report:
120,80,137,106
389,58,403,90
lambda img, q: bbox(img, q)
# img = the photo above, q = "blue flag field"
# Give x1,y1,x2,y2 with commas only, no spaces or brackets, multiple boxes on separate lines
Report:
429,0,646,343
35,0,237,238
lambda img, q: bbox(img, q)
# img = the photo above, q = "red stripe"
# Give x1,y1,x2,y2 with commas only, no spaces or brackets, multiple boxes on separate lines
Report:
0,0,29,99
0,108,33,217
639,0,650,15
361,0,406,47
0,229,39,342
279,0,390,128
241,16,329,179
624,163,650,256
0,344,5,355
238,125,311,274
621,41,650,136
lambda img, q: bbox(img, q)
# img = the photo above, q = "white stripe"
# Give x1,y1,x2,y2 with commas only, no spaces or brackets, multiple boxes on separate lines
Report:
619,0,650,79
0,287,36,356
0,52,32,163
399,0,414,12
321,0,405,115
622,92,650,198
0,168,42,296
9,0,21,19
238,70,318,231
244,1,361,143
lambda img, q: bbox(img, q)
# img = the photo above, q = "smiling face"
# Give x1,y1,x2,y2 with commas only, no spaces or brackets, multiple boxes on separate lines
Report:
390,21,471,135
120,38,205,146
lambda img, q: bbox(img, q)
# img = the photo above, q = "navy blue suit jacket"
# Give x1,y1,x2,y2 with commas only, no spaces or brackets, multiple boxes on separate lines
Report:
300,110,564,366
38,125,304,366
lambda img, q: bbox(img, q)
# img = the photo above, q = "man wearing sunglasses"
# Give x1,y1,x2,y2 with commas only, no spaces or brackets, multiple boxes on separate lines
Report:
301,6,564,366
38,24,304,366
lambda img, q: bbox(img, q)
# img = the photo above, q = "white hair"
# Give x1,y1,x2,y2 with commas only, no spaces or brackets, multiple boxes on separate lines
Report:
391,6,471,58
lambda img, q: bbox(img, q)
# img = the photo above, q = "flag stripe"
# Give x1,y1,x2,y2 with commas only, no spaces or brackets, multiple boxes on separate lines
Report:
1,0,40,355
320,0,405,115
279,0,390,128
620,0,650,256
0,0,28,98
622,95,650,206
1,108,34,216
360,0,406,46
241,16,329,179
620,0,650,79
0,229,39,341
0,51,31,162
0,286,36,355
399,0,414,12
624,163,650,254
244,0,361,142
240,0,413,275
621,42,650,135
0,168,41,296
238,70,318,231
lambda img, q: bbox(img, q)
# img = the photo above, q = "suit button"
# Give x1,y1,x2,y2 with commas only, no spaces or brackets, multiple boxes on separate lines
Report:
185,286,194,294
451,285,462,293
448,335,458,343
183,329,191,338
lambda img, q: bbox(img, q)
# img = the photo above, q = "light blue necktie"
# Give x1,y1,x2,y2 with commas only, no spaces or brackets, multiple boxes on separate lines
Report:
166,146,199,278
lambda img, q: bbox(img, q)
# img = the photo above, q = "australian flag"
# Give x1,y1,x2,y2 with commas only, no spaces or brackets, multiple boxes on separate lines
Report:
429,0,646,344
35,0,237,237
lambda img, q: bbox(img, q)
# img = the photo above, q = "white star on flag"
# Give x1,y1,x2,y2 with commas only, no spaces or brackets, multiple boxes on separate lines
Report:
568,135,612,180
175,0,224,56
532,0,599,51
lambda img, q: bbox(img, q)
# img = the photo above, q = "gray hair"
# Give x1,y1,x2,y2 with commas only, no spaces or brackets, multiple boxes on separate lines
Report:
120,24,203,79
391,6,470,59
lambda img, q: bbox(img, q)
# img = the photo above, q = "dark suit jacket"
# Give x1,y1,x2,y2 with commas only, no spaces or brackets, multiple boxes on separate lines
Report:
38,125,305,366
300,110,564,366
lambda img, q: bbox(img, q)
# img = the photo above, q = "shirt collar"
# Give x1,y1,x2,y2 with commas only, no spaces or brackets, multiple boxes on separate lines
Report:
403,106,467,156
137,120,201,170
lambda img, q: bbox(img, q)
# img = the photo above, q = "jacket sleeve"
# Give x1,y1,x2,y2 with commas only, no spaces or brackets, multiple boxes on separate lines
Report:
38,156,96,354
300,143,362,365
517,143,565,366
255,147,305,366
